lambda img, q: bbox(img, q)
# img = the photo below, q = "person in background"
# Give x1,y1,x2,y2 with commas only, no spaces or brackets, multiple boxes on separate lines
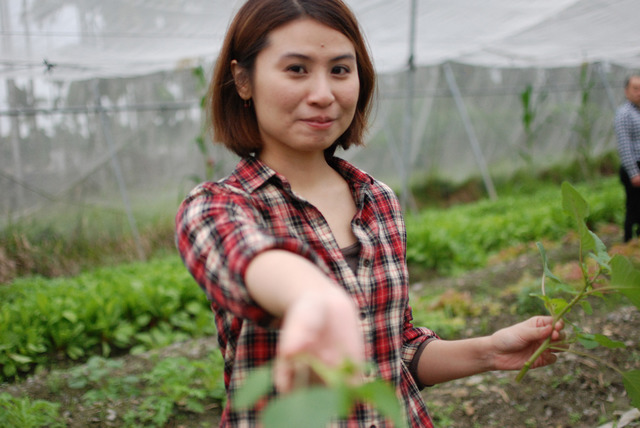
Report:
615,74,640,242
175,0,565,426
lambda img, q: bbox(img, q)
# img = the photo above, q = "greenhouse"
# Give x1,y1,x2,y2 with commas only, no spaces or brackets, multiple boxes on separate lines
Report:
1,1,640,427
2,0,640,229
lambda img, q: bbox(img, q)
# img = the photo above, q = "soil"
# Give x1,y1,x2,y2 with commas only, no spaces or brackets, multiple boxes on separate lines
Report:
415,228,640,428
2,228,639,428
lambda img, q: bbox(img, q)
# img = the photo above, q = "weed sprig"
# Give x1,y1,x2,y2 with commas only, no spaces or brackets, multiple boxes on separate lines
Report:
516,182,640,409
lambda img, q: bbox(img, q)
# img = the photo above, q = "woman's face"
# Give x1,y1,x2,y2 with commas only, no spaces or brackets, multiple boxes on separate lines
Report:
235,18,360,159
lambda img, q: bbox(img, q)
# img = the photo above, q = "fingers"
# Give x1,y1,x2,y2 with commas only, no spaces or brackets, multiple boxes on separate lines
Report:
273,356,294,393
529,316,565,340
274,356,318,393
532,351,558,368
274,289,364,393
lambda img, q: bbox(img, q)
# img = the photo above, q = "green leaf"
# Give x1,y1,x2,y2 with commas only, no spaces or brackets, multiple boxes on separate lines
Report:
356,380,408,428
8,353,33,364
262,386,340,428
580,300,593,315
232,365,273,410
537,242,562,284
66,345,85,360
67,375,88,389
561,182,596,254
622,370,640,409
610,255,640,309
577,333,599,349
577,333,625,349
3,362,16,377
547,298,569,316
587,230,610,270
561,182,589,223
592,334,626,349
185,397,205,413
62,310,78,323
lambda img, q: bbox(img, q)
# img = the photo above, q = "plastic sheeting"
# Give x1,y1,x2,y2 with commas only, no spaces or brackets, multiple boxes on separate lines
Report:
1,0,639,80
1,0,638,226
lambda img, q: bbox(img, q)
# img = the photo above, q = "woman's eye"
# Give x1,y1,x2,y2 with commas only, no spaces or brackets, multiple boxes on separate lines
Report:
332,65,351,75
286,65,306,74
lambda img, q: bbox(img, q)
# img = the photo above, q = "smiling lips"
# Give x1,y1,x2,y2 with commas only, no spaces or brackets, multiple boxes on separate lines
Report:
302,116,335,129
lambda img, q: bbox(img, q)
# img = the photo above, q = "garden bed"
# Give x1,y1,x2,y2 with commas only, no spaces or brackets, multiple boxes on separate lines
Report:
2,226,639,427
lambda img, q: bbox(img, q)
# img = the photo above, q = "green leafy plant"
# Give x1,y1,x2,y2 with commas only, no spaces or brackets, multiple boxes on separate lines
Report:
0,256,215,381
188,65,217,185
519,83,548,167
0,392,64,428
53,352,225,427
405,177,623,275
124,353,226,427
516,182,640,409
572,63,602,179
233,358,407,428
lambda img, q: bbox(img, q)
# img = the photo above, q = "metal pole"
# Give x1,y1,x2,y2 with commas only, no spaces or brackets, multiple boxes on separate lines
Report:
443,62,498,200
400,0,418,212
92,80,146,260
1,0,26,216
596,62,618,112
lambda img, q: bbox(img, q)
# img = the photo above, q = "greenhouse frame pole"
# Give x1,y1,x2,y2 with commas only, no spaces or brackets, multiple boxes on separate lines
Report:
596,62,618,112
399,0,418,212
92,81,146,261
443,62,497,200
1,0,25,213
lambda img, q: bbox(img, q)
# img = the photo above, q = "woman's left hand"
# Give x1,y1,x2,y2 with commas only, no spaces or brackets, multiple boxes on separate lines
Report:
489,315,565,371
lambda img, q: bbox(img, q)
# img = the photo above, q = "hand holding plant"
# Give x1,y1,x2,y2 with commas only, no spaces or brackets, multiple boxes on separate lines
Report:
490,315,565,371
516,182,640,409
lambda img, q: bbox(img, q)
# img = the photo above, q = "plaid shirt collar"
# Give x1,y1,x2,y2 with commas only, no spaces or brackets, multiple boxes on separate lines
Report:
230,155,375,196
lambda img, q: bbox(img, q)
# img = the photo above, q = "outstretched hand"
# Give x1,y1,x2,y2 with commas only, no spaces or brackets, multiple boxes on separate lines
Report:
274,288,365,393
490,315,565,371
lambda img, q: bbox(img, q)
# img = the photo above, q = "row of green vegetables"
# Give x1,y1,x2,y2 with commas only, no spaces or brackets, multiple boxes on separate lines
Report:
406,177,623,274
0,178,624,382
0,257,215,382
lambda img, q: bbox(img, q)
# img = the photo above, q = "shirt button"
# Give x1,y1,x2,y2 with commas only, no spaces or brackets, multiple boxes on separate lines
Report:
359,310,368,320
363,259,371,267
354,219,362,226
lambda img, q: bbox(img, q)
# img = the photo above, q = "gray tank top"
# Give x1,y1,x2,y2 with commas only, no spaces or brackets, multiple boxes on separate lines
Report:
340,241,361,274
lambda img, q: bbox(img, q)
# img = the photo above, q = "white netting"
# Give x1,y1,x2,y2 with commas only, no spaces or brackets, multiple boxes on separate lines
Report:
1,0,639,230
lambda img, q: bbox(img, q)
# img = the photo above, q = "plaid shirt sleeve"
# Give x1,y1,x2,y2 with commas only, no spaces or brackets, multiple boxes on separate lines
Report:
175,180,314,327
616,102,640,178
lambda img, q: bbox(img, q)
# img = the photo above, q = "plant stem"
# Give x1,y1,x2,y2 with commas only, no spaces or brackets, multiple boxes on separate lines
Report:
516,283,589,382
556,347,625,376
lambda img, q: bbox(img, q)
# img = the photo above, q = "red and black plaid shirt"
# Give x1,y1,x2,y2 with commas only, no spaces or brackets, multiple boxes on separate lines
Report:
175,156,437,427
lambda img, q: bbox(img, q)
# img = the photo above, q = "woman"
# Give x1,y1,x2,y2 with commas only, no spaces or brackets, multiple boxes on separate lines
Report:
175,0,564,426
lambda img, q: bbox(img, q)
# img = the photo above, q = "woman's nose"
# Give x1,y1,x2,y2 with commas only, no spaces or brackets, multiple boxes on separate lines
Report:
307,74,335,106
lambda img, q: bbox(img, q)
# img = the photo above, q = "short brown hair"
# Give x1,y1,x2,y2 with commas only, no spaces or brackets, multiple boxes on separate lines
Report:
208,0,376,157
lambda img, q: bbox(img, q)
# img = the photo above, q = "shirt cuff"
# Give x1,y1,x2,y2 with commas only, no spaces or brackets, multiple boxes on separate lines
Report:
409,337,439,390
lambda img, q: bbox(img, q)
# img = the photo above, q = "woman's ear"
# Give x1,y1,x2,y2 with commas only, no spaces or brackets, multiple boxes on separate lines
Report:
230,60,252,100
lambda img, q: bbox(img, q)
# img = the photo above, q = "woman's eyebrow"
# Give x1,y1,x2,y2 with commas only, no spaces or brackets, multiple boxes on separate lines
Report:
280,52,356,62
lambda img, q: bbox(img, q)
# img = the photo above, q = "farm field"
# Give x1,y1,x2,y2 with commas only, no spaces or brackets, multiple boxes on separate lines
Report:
1,177,639,428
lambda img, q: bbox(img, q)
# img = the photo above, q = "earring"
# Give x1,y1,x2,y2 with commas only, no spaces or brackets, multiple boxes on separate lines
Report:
244,99,252,108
